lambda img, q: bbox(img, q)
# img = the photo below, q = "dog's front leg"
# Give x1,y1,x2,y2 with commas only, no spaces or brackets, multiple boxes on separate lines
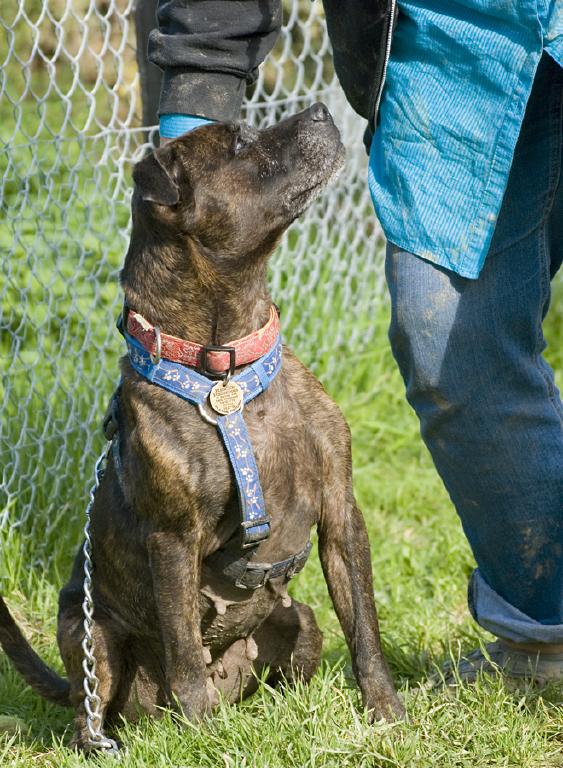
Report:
318,465,405,722
148,530,208,721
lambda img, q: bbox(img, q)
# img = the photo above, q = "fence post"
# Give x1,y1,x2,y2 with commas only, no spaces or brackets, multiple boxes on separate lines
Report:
134,0,162,139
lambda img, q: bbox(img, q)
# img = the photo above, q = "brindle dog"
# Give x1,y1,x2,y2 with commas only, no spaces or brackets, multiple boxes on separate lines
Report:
0,104,403,749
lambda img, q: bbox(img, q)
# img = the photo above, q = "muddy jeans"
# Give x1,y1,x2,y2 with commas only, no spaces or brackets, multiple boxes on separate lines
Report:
384,56,563,643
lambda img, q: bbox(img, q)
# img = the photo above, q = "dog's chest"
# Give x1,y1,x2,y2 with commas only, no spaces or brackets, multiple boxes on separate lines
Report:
173,398,323,537
198,573,289,654
243,398,323,523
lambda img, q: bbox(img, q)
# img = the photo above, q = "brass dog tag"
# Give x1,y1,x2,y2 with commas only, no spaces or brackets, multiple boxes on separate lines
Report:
209,380,244,415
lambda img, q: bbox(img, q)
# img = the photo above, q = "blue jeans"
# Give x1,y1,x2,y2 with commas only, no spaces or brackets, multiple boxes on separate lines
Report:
384,54,563,644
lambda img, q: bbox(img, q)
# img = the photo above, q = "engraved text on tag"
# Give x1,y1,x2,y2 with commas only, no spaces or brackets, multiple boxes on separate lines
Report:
209,381,244,415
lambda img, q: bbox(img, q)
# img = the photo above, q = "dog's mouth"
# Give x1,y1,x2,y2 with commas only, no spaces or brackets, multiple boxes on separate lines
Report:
287,141,346,215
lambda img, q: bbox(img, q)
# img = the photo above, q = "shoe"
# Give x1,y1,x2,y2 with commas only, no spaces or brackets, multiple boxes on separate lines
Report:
440,640,563,686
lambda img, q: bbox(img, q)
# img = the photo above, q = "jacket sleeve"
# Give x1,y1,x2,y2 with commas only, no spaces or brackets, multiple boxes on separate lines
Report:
322,0,392,129
148,0,282,121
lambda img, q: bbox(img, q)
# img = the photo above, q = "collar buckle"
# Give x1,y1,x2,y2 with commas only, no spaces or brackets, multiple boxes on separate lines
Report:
235,563,272,590
199,344,236,380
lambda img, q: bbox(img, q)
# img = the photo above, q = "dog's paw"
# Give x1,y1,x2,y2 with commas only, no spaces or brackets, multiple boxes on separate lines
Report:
363,688,406,724
68,731,121,755
172,685,212,724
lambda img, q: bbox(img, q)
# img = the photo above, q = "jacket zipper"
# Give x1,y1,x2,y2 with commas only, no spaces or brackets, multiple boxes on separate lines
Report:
372,0,397,127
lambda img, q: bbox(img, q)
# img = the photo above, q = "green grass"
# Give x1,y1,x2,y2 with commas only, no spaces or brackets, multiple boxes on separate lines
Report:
1,281,562,767
3,17,562,764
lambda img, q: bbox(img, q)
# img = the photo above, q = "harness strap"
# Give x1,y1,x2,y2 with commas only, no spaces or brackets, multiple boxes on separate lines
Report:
102,360,311,591
205,540,312,590
217,412,270,545
103,386,125,495
125,332,282,548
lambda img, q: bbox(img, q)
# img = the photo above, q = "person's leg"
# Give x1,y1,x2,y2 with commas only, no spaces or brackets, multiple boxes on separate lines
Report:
384,53,563,674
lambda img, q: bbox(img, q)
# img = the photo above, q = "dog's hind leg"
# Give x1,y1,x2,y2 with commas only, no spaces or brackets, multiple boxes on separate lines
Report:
253,599,323,687
209,599,323,705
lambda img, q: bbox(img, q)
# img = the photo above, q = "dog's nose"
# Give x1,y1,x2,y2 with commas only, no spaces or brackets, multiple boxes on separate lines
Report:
310,103,329,122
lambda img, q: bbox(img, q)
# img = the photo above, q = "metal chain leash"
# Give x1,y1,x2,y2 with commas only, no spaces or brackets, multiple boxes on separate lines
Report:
81,443,120,756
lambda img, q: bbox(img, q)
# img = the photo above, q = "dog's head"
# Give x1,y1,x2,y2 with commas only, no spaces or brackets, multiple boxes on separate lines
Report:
131,104,345,264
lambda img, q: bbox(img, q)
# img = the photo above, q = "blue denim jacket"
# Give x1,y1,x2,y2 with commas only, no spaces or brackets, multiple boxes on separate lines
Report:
368,1,563,279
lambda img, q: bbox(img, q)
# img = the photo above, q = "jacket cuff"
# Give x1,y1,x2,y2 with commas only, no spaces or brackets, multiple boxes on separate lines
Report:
160,114,215,139
158,68,247,122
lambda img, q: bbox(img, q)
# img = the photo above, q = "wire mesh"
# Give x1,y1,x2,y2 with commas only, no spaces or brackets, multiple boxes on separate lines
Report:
0,0,385,562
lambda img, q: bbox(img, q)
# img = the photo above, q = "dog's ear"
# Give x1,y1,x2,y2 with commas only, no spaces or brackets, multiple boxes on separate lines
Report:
133,148,180,206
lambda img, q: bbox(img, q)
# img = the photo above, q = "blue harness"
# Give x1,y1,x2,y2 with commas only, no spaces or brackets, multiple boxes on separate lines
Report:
116,329,312,590
126,331,281,548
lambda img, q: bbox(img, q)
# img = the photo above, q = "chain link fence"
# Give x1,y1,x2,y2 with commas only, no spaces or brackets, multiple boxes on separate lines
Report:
1,0,386,564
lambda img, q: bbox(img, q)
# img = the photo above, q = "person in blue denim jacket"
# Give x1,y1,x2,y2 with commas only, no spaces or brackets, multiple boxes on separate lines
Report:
148,0,563,684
